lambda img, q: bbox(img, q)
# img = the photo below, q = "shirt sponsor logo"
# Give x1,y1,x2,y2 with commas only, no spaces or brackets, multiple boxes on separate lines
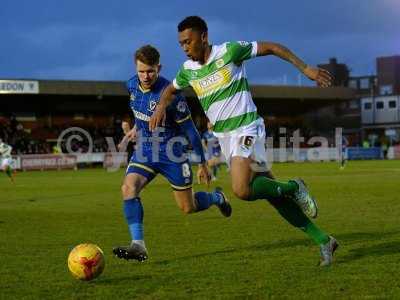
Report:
133,110,150,122
191,66,232,97
199,73,223,89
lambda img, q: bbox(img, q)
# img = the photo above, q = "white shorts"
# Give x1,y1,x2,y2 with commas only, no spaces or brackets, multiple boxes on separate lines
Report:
214,118,267,167
1,158,12,169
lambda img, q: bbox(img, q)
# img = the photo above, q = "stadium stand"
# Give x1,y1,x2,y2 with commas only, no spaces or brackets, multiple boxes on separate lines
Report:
6,78,397,169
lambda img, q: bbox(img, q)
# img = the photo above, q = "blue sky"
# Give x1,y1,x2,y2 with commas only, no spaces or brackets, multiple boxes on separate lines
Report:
1,0,399,85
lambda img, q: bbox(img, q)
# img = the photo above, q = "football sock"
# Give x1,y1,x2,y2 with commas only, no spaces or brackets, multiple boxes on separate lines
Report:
5,166,12,178
267,197,329,245
212,165,218,178
132,239,146,249
194,191,222,211
123,197,144,241
249,175,298,201
249,175,328,244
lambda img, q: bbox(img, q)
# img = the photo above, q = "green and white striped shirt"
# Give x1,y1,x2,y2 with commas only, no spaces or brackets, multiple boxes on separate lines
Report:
173,41,259,134
0,142,12,158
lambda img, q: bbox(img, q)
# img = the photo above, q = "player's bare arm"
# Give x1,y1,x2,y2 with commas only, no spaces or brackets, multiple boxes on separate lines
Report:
149,84,178,131
179,118,211,185
118,125,137,151
256,42,333,87
126,125,137,141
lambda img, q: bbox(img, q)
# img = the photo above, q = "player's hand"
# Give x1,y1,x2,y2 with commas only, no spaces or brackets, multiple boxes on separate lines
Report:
149,105,167,131
197,163,211,186
303,66,332,87
126,128,137,142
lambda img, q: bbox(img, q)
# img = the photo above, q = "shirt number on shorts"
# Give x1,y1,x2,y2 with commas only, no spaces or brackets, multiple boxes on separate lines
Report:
182,163,191,178
240,136,255,150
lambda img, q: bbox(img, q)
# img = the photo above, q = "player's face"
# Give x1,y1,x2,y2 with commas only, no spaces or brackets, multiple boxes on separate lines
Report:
178,29,207,62
136,60,160,89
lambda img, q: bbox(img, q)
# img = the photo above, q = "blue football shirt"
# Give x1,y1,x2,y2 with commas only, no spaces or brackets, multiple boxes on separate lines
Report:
126,75,191,156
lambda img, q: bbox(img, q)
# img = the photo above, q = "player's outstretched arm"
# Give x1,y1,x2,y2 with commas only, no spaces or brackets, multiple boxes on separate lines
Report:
149,83,177,131
179,119,210,185
127,125,137,141
118,125,137,151
180,119,207,165
256,42,332,87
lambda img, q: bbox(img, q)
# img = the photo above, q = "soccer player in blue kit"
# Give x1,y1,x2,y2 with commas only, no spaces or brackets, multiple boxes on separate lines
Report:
113,45,232,262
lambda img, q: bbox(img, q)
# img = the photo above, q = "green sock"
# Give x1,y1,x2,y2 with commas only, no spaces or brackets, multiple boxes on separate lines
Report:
248,175,329,244
5,167,12,178
249,176,298,201
268,196,329,245
303,222,330,245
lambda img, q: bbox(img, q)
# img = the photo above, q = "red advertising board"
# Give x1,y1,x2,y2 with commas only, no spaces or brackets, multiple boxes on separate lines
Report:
20,154,77,170
394,145,400,159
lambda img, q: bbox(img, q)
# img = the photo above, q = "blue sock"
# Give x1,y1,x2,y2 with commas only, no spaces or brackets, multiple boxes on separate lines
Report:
123,197,144,240
194,191,222,212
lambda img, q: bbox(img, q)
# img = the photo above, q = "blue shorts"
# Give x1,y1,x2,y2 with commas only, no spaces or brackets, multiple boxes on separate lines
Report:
126,151,193,191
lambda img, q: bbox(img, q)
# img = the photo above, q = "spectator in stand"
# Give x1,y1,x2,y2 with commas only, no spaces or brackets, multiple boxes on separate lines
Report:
118,121,135,163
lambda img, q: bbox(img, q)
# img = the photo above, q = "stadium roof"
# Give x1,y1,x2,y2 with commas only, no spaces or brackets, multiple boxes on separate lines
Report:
0,78,356,100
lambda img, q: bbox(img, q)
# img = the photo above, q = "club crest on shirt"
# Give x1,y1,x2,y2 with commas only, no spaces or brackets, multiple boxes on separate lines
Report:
216,58,224,68
130,93,135,101
149,100,157,111
191,71,198,78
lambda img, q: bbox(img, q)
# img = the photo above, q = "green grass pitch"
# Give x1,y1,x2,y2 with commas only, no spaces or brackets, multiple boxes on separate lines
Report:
1,160,400,299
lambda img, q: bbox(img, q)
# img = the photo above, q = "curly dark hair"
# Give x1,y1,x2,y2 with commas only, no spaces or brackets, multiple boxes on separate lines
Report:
178,16,208,33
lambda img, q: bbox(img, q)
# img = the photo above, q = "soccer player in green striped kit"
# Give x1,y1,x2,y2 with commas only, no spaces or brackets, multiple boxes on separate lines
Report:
150,16,338,266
